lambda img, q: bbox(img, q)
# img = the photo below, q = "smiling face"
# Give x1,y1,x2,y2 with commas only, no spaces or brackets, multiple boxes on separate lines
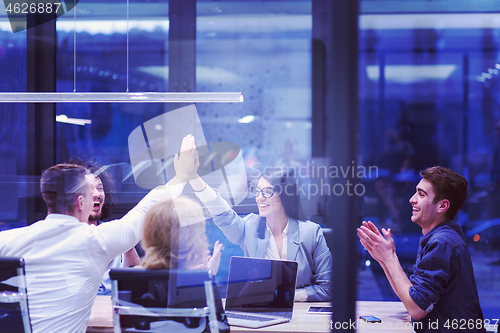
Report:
86,175,105,223
409,178,444,231
255,177,285,218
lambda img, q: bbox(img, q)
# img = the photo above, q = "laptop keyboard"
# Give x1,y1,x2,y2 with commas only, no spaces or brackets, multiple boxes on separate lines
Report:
226,312,276,322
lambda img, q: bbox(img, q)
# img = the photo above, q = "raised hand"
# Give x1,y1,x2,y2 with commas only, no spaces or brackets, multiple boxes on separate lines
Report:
174,134,200,183
183,135,206,192
206,240,223,277
195,240,223,277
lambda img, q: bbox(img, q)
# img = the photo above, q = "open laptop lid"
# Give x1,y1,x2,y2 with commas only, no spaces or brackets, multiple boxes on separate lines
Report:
225,256,298,319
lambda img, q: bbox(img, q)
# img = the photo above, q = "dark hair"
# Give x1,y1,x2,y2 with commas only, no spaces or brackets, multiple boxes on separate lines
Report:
40,164,89,214
261,167,302,220
68,157,117,220
420,166,468,220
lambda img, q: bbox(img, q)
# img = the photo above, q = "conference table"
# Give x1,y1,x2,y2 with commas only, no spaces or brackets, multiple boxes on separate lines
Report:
87,296,413,332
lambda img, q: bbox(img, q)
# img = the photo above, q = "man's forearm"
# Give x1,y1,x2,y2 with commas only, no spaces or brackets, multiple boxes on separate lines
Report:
380,263,403,299
381,256,427,320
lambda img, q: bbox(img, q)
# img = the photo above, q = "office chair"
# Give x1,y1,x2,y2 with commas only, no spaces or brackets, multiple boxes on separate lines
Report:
0,257,32,333
109,268,224,333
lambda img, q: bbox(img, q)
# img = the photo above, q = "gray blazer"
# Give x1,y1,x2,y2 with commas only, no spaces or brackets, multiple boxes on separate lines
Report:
201,193,332,302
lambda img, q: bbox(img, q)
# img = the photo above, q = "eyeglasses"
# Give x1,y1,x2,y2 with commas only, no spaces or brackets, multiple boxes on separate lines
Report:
251,186,276,198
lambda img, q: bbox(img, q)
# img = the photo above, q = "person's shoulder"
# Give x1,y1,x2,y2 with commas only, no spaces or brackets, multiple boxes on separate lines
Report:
234,213,263,232
96,219,113,225
295,218,321,228
433,223,464,239
295,219,324,237
243,213,262,223
427,223,466,249
0,220,45,248
0,225,26,239
1,218,48,235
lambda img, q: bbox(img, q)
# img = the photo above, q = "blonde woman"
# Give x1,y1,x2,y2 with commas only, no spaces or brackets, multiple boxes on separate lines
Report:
141,195,222,275
137,195,227,333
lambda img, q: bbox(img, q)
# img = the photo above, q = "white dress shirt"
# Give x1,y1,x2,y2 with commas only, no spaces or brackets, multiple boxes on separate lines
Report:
0,185,176,333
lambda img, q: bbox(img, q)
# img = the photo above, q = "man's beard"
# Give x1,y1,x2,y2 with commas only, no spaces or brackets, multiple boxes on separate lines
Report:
88,211,102,222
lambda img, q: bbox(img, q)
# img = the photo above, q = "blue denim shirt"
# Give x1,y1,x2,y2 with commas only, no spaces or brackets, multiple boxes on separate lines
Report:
409,220,485,332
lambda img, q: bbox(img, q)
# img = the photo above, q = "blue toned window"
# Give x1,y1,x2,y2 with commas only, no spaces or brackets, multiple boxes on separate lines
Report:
56,1,170,166
357,3,500,325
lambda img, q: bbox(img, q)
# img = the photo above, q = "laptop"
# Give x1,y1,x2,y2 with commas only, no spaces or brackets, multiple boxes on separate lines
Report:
224,256,298,328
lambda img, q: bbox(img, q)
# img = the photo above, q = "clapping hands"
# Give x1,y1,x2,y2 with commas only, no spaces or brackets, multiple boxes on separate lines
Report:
357,221,396,265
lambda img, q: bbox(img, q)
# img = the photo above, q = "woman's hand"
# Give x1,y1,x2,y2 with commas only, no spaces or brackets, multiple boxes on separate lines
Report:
196,240,223,277
207,240,223,276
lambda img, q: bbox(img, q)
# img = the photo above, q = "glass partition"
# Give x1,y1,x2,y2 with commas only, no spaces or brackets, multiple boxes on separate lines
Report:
195,0,313,287
357,9,500,325
0,25,26,230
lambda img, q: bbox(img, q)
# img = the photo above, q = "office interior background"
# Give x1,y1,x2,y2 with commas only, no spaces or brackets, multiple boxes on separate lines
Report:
1,0,499,329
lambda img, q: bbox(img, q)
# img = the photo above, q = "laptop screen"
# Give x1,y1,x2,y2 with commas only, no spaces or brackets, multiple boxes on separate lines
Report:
225,257,298,316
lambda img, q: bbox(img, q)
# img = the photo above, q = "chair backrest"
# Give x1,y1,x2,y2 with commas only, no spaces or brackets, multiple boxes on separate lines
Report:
109,268,220,333
0,257,32,333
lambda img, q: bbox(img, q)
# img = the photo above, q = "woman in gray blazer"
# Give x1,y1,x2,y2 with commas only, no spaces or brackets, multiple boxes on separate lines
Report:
191,166,332,302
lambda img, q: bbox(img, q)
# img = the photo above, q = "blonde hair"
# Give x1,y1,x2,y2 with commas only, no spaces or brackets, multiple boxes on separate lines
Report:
141,196,207,270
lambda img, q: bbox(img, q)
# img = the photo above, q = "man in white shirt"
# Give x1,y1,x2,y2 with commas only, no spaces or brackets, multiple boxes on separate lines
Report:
0,137,198,333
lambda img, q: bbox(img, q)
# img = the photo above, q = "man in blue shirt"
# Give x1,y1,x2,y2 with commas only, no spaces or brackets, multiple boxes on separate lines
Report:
358,166,485,332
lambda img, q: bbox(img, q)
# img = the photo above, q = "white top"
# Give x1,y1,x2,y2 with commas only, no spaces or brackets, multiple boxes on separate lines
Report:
0,185,176,333
264,221,307,301
265,222,288,260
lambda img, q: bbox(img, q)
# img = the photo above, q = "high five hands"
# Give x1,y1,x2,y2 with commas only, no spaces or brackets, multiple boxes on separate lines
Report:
176,135,222,276
174,134,200,183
